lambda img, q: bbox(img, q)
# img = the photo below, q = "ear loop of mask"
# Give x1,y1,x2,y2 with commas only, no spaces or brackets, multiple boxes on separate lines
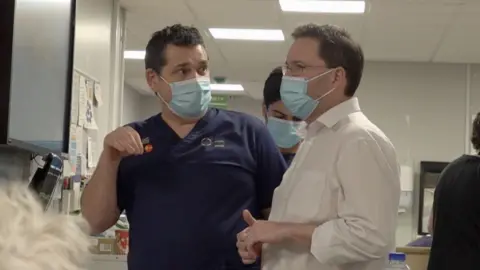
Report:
308,68,337,102
154,76,176,113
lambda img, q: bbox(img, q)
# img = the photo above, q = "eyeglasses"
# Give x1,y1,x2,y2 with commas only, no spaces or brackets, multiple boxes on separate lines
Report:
281,64,327,76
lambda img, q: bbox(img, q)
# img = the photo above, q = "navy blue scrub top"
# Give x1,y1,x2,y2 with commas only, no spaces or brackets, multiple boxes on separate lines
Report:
281,153,295,166
117,108,287,270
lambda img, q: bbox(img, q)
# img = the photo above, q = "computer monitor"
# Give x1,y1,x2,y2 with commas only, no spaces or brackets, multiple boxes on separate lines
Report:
0,0,76,155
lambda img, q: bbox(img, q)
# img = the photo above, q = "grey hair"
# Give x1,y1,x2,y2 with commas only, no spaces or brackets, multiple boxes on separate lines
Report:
0,182,91,270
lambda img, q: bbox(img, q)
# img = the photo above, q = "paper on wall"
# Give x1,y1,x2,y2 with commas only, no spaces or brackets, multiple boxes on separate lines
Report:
400,165,414,191
83,99,98,130
68,124,77,174
77,76,87,127
70,72,80,124
86,79,94,102
76,154,87,176
76,127,84,155
87,136,94,168
94,82,103,107
91,140,98,166
81,155,88,176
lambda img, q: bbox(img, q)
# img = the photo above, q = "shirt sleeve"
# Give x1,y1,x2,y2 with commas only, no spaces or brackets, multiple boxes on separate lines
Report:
310,138,400,265
254,123,287,211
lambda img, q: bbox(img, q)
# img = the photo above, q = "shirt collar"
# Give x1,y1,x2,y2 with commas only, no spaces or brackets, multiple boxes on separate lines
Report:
315,97,361,128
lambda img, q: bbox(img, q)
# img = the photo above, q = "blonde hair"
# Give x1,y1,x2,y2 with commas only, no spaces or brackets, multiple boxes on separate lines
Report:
0,182,91,270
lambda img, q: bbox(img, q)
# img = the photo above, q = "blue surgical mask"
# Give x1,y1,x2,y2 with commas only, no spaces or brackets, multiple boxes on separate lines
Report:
280,69,335,120
267,117,302,148
157,77,212,119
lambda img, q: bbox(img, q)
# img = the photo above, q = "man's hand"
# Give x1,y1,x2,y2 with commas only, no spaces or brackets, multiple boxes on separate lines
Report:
237,210,261,264
103,126,144,160
236,210,289,264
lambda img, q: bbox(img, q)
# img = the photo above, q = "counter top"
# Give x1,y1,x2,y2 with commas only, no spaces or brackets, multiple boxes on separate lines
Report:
397,246,431,254
91,254,127,262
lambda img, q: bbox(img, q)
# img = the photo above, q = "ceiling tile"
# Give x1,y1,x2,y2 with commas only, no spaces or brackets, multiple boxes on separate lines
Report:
227,61,283,82
126,8,196,36
216,41,287,67
281,14,366,42
362,0,456,61
121,0,189,11
433,2,480,63
186,0,283,28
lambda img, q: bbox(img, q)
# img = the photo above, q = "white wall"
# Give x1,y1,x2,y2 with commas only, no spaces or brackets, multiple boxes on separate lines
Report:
122,84,144,125
470,65,480,137
74,0,123,152
229,96,264,120
357,62,477,244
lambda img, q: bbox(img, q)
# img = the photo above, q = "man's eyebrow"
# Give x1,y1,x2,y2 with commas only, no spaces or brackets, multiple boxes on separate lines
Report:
172,62,190,69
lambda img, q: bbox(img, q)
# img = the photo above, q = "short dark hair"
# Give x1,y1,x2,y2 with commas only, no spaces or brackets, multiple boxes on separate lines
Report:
263,66,283,108
472,112,480,153
145,24,205,74
291,24,364,96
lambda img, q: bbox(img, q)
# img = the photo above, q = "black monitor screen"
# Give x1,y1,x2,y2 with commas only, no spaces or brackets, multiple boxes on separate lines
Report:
7,0,74,154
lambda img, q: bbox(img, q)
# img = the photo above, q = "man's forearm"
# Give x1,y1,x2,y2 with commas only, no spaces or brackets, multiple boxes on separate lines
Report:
81,150,121,234
280,223,317,247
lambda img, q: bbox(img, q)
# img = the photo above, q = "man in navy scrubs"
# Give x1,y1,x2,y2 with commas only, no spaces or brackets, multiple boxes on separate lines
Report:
262,67,302,165
81,24,287,270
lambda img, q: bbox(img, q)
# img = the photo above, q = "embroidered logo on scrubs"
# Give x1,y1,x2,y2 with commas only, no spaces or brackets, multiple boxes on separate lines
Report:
213,140,225,148
201,138,212,147
144,144,153,153
201,137,225,148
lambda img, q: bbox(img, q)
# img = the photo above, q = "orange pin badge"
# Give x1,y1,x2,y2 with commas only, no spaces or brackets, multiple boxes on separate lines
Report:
144,144,153,153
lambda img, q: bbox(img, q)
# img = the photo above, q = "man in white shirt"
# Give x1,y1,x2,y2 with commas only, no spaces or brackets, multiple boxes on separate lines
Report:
236,24,401,270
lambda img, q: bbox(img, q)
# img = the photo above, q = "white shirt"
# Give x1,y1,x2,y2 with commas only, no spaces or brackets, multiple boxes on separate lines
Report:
262,98,401,270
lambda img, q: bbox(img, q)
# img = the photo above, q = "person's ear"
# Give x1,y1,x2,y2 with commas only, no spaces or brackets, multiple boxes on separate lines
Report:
146,69,160,90
332,67,345,86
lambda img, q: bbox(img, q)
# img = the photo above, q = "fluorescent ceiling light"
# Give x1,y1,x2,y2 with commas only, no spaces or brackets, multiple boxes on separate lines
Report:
279,0,365,14
124,50,145,59
211,84,244,91
209,28,284,41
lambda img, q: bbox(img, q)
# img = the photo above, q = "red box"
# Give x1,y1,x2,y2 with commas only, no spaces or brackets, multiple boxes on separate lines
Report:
115,229,129,255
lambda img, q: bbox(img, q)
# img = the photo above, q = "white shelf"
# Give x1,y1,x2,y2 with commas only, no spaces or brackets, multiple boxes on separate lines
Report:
91,254,127,262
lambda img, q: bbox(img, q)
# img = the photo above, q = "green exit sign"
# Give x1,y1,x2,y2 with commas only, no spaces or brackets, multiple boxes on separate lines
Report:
210,95,228,109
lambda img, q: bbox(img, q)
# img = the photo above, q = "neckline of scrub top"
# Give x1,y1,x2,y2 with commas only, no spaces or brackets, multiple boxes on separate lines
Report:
153,108,218,141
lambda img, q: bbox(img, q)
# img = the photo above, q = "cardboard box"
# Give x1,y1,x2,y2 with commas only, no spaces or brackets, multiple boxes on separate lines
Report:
90,237,116,255
396,246,430,270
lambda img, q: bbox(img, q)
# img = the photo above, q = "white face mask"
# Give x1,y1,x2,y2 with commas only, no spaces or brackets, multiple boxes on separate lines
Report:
280,69,336,120
155,76,212,119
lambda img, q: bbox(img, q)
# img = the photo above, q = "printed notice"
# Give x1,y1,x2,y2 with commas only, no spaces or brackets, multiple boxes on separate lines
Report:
94,82,104,107
70,72,80,124
77,76,87,127
83,99,98,130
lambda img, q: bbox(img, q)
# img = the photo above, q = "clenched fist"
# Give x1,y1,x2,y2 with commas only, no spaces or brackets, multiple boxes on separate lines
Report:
103,126,144,159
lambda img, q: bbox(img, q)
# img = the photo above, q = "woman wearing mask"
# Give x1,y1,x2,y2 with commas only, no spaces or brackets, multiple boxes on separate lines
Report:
263,67,303,165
